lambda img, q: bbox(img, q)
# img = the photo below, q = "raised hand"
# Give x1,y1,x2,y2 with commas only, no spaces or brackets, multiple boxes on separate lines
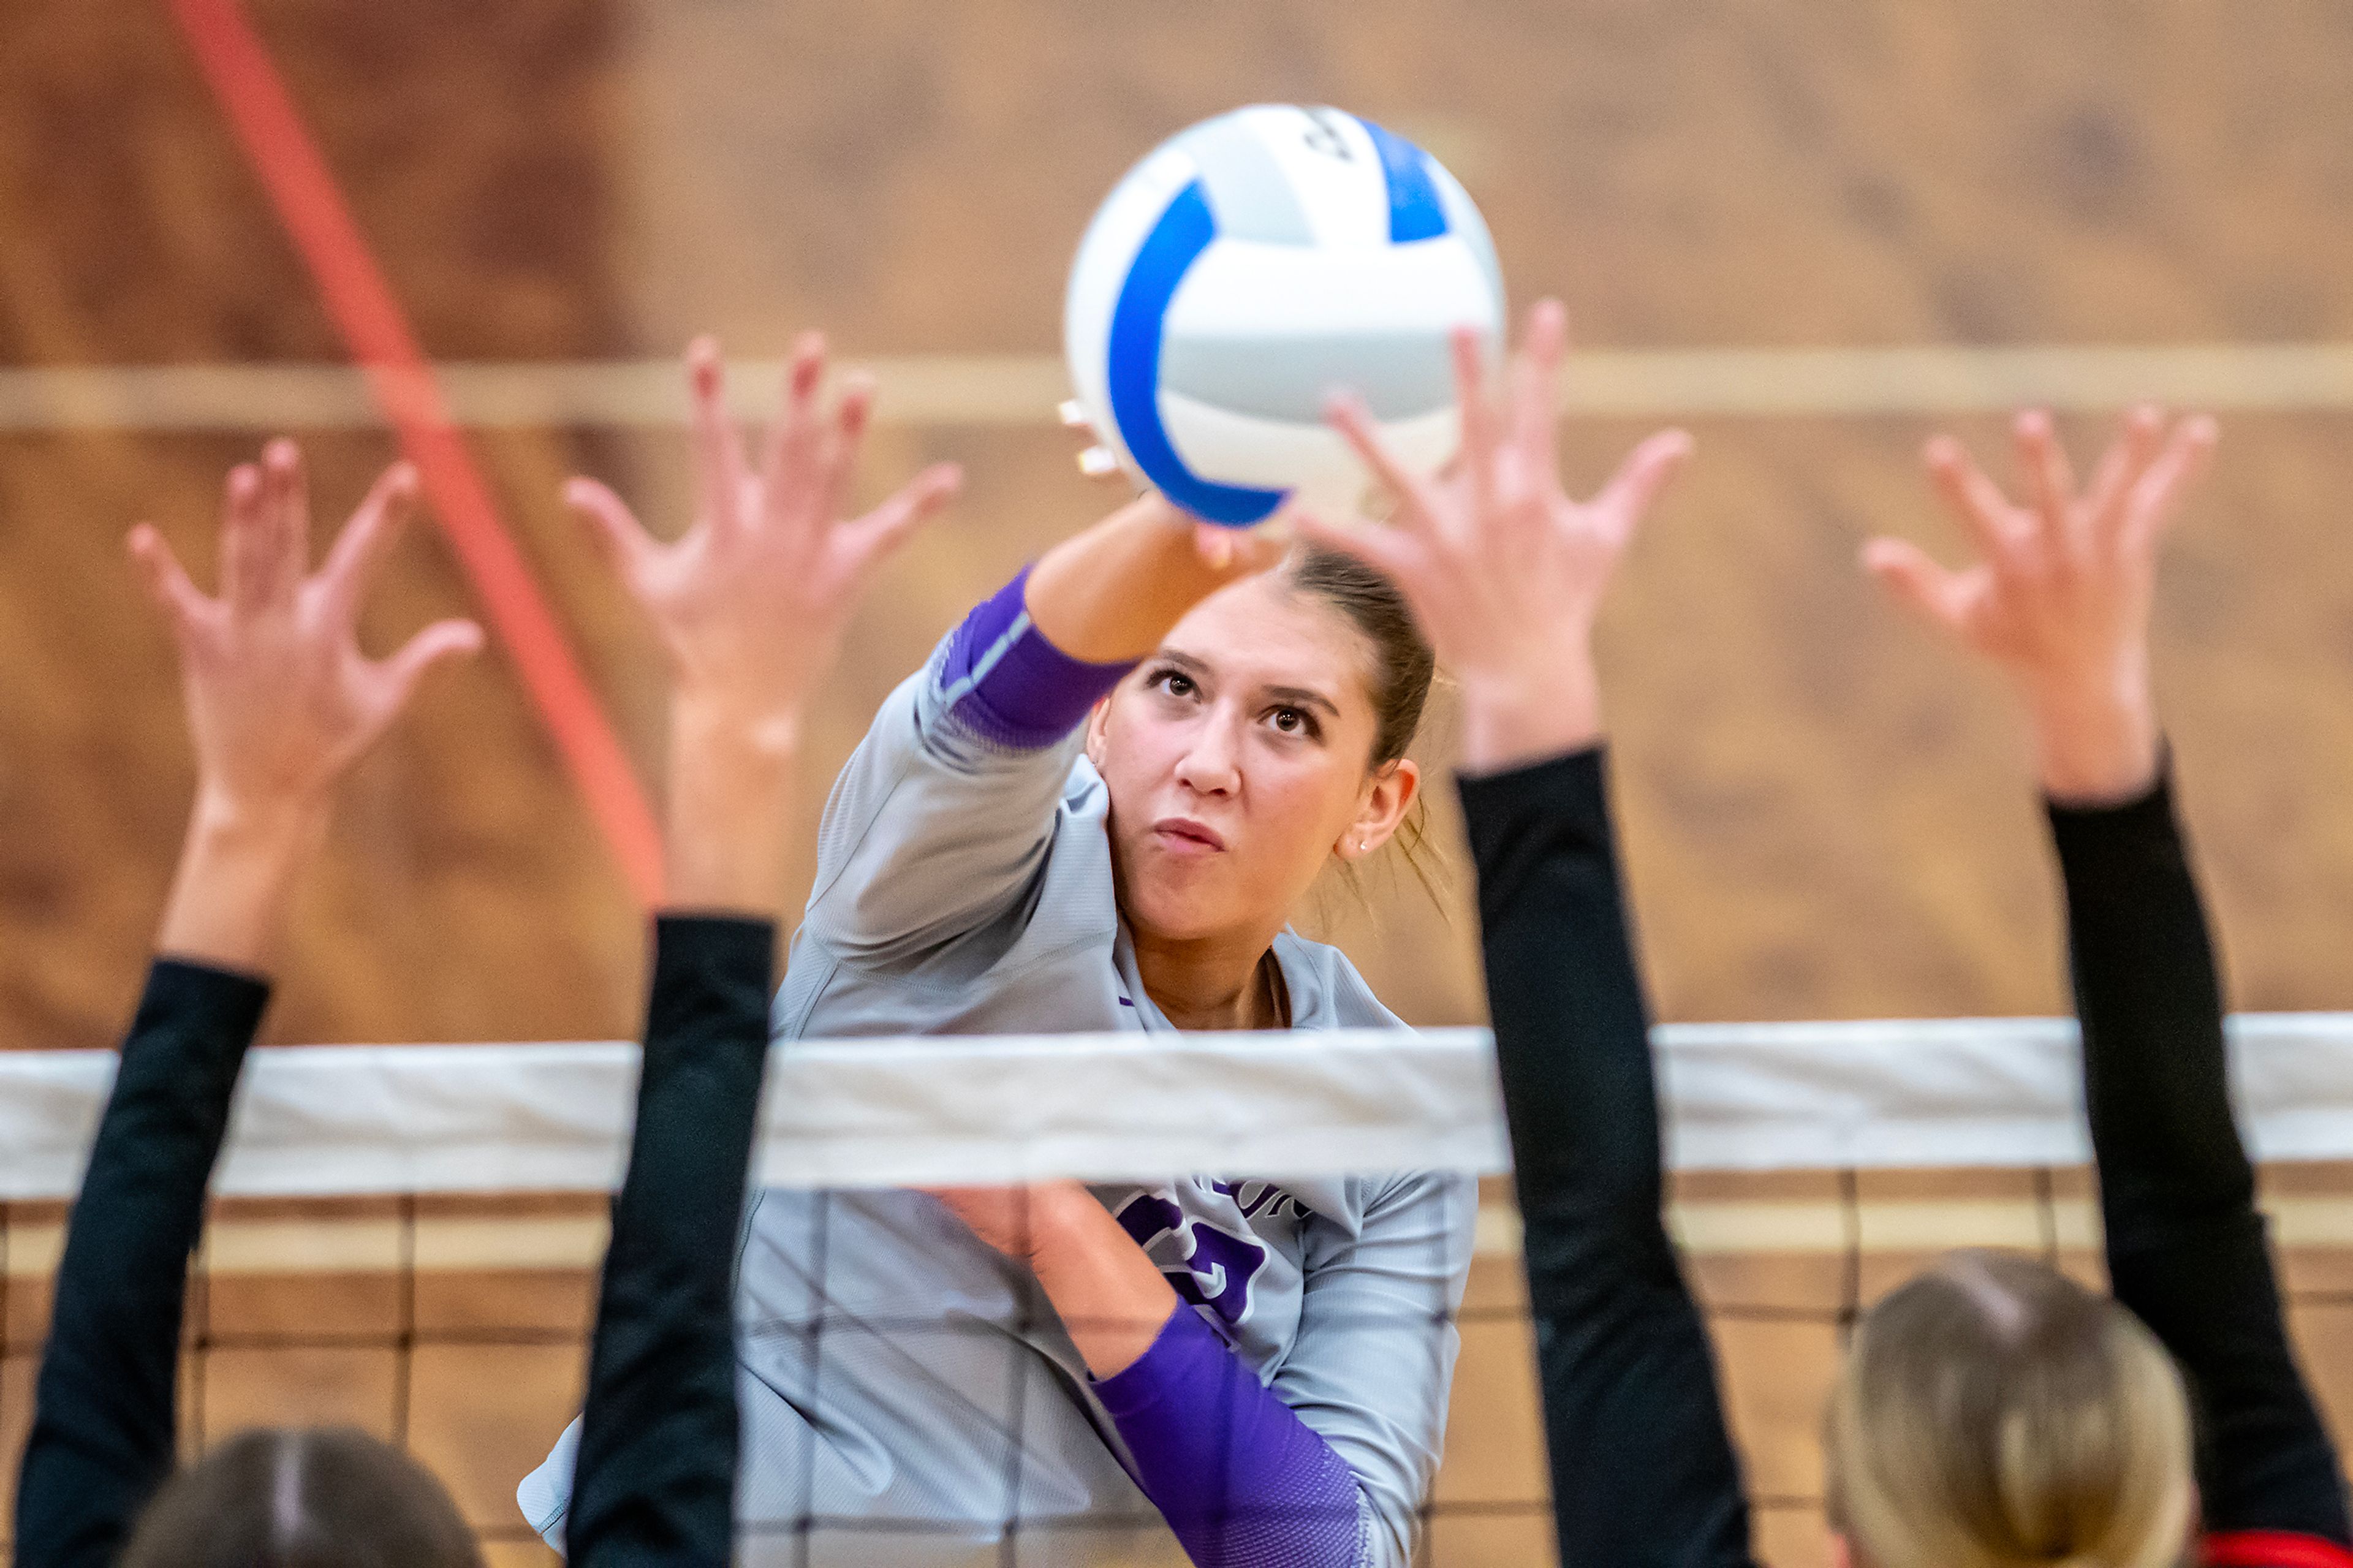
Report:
1296,300,1692,773
1863,407,2216,802
134,441,482,964
567,335,960,742
132,442,482,822
568,335,961,911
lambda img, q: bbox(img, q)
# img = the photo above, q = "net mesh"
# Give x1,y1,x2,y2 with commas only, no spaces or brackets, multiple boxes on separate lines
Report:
3,1019,2352,1567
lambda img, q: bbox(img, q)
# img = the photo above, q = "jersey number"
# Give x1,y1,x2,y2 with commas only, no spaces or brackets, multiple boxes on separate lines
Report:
1115,1193,1269,1327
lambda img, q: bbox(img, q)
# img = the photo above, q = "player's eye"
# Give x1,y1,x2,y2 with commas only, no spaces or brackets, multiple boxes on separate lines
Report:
1267,706,1319,740
1149,667,1197,700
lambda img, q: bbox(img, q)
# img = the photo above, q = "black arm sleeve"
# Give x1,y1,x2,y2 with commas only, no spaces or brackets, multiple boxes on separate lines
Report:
1460,749,1757,1568
566,915,775,1568
15,960,270,1568
2051,774,2351,1544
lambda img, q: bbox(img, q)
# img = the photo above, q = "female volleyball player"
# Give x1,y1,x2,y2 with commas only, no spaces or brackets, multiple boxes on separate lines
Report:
523,337,1517,1566
17,345,950,1568
1311,301,2353,1568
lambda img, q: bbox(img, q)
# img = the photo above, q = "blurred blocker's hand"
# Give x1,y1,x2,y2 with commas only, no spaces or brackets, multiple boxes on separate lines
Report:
1863,406,2217,803
130,440,483,822
565,335,963,744
564,335,962,912
1297,300,1692,773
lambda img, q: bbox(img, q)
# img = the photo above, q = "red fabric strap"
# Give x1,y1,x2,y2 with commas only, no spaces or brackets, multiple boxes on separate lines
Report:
2208,1530,2353,1568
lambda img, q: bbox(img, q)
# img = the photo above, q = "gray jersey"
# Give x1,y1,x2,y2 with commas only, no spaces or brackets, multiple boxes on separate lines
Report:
522,612,1474,1566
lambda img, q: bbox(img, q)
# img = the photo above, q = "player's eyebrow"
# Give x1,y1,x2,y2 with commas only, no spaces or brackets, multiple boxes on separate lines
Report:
1259,684,1339,718
1154,650,1341,718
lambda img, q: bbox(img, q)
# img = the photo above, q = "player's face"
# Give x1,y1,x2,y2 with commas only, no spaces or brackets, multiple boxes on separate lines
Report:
1086,572,1403,945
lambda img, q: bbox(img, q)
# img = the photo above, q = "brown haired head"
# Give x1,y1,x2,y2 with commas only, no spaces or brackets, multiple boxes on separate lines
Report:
122,1427,482,1568
1281,544,1446,900
1283,543,1436,770
1825,1251,2194,1568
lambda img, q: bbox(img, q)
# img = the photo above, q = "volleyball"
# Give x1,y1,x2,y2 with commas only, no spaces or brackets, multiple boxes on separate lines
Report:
1064,105,1506,526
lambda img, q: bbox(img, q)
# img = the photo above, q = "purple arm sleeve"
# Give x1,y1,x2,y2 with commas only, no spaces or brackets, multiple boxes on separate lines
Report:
941,567,1137,749
1094,1306,1366,1567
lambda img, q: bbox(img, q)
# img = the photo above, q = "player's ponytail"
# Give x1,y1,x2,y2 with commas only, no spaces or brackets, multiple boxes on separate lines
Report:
1824,1250,2194,1568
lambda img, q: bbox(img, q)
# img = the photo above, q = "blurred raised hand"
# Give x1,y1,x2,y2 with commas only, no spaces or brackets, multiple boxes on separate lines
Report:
568,334,961,743
1863,407,2217,802
1296,298,1692,773
567,335,961,910
132,441,482,964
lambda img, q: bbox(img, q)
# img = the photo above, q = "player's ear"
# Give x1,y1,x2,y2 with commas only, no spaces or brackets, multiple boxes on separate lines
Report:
1336,759,1418,860
1083,694,1113,769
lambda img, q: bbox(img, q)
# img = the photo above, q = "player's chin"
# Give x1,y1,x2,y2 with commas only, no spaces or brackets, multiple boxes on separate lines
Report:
1120,866,1249,945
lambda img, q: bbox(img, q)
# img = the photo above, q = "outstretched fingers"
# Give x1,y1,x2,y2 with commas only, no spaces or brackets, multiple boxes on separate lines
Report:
564,477,661,589
2116,414,2219,559
1925,436,2029,574
1509,299,1568,491
1328,392,1442,537
1590,429,1695,543
127,524,210,634
319,461,420,624
1450,324,1499,518
260,439,312,604
846,461,961,571
2083,404,2167,539
221,450,300,615
376,618,485,711
759,331,832,531
818,371,879,524
1862,537,1980,641
688,336,751,533
2012,411,2078,551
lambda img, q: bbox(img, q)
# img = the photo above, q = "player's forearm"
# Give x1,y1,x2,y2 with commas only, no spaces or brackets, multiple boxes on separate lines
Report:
1457,642,1603,777
1025,493,1240,663
2025,662,2161,806
1094,1307,1370,1568
2050,771,2249,1232
664,692,797,917
19,959,270,1568
569,915,773,1567
1019,1189,1181,1377
154,789,330,972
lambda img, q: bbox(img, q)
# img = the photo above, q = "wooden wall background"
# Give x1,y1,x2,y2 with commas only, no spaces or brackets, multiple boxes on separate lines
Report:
6,3,2353,1049
4,5,2353,1563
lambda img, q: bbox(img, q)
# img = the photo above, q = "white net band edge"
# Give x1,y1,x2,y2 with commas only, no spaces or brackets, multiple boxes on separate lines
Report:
7,1017,2353,1199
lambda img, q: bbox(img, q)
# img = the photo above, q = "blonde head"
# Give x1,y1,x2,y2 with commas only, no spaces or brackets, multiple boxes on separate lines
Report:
1825,1251,2195,1568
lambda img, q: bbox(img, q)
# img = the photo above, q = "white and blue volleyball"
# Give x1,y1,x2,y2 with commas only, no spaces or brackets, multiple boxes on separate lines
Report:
1064,105,1506,526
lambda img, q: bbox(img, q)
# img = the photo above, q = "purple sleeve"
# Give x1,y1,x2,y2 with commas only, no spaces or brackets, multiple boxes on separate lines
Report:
1094,1305,1366,1567
940,567,1137,750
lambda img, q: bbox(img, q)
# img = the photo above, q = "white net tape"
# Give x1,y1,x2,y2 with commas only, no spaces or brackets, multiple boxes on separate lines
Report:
10,1013,2353,1199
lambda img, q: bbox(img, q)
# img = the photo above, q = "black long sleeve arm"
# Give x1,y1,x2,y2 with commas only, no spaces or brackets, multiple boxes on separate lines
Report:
2051,775,2351,1546
1460,748,1757,1568
15,960,271,1568
565,915,775,1568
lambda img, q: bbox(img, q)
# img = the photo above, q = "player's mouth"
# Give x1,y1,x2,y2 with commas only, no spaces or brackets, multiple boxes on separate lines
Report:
1150,817,1227,854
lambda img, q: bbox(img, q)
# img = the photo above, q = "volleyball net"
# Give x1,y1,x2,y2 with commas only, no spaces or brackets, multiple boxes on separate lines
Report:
6,1018,2353,1566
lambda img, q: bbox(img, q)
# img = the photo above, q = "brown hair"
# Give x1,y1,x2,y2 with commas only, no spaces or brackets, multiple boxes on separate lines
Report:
121,1427,482,1568
1281,546,1443,898
1825,1251,2194,1568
